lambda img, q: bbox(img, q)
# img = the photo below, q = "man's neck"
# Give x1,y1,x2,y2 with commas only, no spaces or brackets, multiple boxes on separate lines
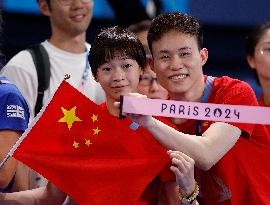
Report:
49,32,86,53
169,77,205,125
260,78,270,105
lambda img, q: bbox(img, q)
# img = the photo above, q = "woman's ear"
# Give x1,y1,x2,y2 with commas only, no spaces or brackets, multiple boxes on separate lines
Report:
247,55,256,70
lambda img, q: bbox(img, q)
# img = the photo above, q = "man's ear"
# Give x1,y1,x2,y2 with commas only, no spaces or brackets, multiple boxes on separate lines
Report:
247,55,256,69
38,0,51,16
200,48,208,66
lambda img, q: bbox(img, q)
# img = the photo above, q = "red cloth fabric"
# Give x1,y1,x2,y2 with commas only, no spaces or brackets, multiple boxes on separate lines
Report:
259,95,270,135
13,81,171,205
100,103,175,205
157,76,270,205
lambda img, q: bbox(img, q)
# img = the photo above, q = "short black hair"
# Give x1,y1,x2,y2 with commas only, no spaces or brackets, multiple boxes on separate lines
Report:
147,12,203,53
128,20,151,34
89,26,146,79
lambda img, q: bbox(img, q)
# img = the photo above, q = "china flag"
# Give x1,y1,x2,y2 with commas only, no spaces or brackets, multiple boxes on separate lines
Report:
13,81,170,205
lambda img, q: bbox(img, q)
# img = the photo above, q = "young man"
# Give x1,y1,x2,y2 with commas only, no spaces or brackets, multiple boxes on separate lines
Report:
0,26,197,205
126,12,270,204
0,0,105,191
129,20,168,100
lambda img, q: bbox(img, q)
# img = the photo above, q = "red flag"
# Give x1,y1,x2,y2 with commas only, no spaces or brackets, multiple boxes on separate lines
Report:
13,81,170,205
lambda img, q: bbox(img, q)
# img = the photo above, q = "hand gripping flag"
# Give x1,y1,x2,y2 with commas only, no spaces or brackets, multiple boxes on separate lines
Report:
11,81,171,205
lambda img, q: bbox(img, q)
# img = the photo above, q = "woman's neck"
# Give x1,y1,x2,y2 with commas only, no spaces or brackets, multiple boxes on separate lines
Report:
259,78,270,105
106,98,120,117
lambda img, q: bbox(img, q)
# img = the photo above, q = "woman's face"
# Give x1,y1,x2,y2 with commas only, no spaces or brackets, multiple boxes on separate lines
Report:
96,55,141,102
248,29,270,81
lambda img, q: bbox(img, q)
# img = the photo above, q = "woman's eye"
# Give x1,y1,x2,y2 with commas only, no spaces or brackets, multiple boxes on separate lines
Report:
140,76,150,81
160,55,169,59
123,64,132,69
103,67,111,71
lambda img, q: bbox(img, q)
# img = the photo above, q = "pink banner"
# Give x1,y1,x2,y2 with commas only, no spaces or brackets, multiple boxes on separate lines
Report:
121,96,270,125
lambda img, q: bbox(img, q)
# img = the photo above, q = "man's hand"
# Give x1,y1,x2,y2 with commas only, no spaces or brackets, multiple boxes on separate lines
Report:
168,150,195,197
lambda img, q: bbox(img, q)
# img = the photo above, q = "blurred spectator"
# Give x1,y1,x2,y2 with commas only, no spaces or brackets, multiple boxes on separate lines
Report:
246,21,270,133
108,0,162,26
129,20,168,99
0,0,105,193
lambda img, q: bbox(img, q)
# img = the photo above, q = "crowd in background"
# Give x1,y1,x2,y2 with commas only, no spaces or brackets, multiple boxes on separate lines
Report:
0,0,270,204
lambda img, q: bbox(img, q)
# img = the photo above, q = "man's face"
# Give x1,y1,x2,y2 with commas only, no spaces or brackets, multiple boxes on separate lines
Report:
44,0,93,36
151,30,207,98
96,55,142,102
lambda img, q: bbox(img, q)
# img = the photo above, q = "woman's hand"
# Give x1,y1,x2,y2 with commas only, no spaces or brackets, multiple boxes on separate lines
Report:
115,93,154,127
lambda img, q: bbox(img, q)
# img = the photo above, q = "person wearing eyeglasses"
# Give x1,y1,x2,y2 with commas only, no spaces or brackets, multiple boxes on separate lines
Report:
0,0,105,197
246,21,270,135
129,20,169,100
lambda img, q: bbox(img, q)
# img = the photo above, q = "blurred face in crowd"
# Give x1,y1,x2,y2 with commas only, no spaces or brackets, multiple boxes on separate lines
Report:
138,67,168,99
247,28,270,82
151,30,208,100
136,30,151,56
135,30,168,99
96,55,142,103
39,0,93,37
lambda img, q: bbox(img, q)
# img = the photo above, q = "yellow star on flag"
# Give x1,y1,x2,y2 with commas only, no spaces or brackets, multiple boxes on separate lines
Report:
91,114,98,123
93,127,101,136
58,106,82,130
73,141,79,149
85,139,92,147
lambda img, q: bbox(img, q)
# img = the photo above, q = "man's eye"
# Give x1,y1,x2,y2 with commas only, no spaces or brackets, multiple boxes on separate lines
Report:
179,52,191,57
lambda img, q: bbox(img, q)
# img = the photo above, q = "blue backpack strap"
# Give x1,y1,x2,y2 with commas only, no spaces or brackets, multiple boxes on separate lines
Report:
196,76,215,135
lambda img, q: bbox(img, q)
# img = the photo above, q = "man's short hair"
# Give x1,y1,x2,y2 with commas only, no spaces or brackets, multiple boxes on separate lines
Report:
89,26,146,79
147,12,203,53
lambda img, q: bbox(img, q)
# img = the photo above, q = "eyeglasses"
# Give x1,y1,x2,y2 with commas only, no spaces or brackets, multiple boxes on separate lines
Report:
259,47,270,55
256,44,270,56
139,75,159,86
57,0,92,6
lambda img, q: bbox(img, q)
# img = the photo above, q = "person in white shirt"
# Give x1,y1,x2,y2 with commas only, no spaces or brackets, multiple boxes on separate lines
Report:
0,0,105,196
